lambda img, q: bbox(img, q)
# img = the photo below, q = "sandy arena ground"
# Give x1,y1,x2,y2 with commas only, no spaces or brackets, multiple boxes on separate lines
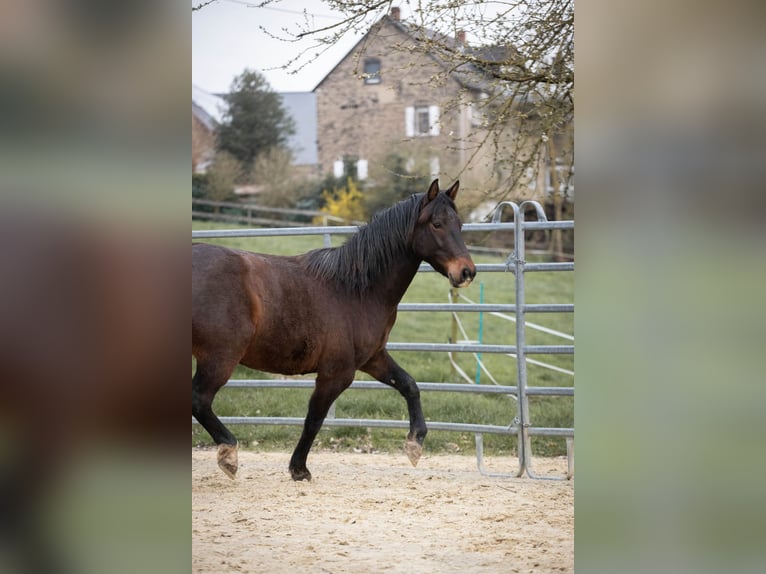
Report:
192,448,573,573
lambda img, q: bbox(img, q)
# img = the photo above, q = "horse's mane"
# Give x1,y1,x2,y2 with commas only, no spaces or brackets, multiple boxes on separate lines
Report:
303,193,424,294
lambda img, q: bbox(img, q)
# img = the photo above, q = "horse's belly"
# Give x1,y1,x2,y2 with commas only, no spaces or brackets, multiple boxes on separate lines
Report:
240,334,321,375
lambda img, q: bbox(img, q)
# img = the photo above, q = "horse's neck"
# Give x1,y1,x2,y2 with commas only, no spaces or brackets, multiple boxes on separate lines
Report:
373,253,422,307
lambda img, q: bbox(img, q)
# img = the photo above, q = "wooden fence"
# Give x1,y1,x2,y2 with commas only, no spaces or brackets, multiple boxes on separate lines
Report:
192,198,364,227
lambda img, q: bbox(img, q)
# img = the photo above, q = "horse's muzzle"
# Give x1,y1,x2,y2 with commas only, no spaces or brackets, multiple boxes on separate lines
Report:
449,262,476,288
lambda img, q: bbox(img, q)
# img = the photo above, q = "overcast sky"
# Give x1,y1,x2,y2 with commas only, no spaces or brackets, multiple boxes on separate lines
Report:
192,0,370,94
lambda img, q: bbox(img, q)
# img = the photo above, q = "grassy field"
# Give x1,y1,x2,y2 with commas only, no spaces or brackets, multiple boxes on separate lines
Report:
192,220,574,457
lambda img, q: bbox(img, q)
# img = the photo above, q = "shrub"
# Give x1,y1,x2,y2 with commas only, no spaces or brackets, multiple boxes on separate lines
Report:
313,177,366,224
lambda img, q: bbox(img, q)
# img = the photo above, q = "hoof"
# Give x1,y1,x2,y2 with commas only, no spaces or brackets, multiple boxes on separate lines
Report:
290,467,312,482
217,443,238,479
404,439,423,467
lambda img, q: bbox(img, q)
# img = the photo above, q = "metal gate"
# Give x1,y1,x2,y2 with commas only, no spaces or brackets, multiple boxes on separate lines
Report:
192,200,574,480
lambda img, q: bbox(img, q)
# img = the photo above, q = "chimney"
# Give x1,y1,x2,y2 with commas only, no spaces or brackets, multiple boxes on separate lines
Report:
390,7,400,21
456,30,466,45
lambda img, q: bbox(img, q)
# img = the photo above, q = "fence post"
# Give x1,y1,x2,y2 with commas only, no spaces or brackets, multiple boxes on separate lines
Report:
514,206,532,477
490,200,547,477
517,200,552,480
491,202,525,476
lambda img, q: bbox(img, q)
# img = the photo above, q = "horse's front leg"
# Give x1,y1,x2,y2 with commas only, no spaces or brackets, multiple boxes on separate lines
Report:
361,350,427,467
289,370,354,481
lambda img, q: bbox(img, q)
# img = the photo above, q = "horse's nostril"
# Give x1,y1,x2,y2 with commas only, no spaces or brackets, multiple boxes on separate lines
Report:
461,267,475,282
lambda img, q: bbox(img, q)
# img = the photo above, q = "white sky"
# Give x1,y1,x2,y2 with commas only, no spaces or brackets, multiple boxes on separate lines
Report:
192,0,371,94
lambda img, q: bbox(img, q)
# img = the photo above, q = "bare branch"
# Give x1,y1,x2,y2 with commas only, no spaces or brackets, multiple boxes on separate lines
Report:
192,0,220,12
292,1,391,39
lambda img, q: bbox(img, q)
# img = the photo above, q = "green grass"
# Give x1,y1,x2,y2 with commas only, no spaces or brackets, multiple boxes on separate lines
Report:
192,220,573,457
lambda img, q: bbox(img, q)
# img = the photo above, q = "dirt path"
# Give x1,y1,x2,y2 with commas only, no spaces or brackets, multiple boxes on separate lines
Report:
192,449,573,573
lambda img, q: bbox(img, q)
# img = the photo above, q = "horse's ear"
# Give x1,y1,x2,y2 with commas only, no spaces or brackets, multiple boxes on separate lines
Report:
426,179,440,202
445,180,460,200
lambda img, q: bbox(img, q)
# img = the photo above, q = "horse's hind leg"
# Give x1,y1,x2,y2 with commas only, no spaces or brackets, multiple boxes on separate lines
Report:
289,371,354,481
362,351,427,467
192,360,239,478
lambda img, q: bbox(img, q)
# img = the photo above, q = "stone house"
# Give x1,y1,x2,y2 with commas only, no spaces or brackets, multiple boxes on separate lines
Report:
313,7,573,202
314,7,485,186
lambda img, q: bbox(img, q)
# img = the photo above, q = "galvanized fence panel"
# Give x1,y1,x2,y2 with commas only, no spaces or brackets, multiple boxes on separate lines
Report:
192,201,574,480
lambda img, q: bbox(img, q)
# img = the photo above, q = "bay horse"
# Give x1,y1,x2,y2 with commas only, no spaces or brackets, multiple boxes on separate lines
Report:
192,179,476,481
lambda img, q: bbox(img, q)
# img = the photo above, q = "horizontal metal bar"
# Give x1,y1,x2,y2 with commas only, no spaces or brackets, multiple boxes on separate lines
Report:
191,220,574,240
385,342,574,354
526,387,574,396
525,262,574,272
221,379,574,396
198,416,518,435
528,427,575,438
457,263,574,273
396,303,574,313
464,221,574,232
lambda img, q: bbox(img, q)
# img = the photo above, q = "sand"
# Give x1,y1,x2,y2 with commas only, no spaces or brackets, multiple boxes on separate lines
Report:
192,448,573,573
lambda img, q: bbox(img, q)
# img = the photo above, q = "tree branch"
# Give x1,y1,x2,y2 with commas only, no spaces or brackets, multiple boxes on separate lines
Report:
192,0,220,12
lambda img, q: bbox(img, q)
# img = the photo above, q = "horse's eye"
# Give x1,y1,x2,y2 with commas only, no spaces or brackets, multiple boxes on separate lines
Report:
432,221,442,229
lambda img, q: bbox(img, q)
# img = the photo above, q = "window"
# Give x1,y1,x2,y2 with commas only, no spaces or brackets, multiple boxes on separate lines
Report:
363,58,381,84
416,107,430,135
357,159,368,181
333,156,368,181
405,105,440,137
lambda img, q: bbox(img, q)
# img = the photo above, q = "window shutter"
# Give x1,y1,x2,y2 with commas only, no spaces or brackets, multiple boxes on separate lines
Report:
357,159,368,181
428,105,440,136
405,106,415,137
333,160,344,179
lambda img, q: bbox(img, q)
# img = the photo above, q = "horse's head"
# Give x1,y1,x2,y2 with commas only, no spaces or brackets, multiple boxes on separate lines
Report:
412,180,476,288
